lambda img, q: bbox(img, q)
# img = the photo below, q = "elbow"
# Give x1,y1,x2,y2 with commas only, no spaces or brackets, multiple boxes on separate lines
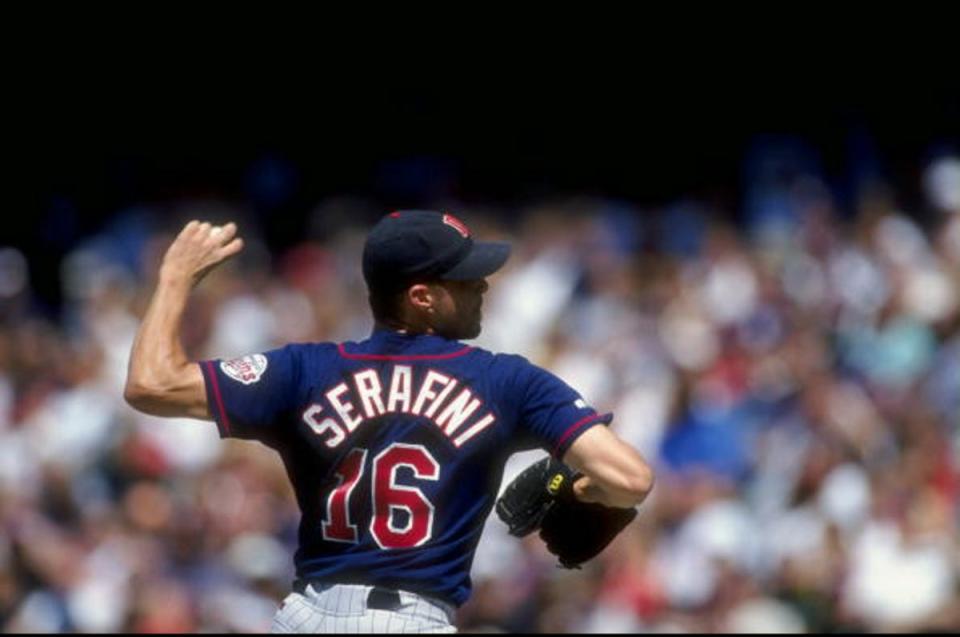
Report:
622,464,655,506
124,380,154,412
123,361,204,419
634,464,656,498
124,373,172,414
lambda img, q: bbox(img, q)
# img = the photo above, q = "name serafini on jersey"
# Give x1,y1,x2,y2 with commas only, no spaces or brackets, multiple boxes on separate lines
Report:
302,365,495,449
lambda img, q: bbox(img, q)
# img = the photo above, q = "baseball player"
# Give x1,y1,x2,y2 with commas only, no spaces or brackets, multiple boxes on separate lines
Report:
125,211,654,633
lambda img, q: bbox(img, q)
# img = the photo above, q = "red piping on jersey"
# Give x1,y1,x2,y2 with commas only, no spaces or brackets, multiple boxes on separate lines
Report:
204,361,232,436
553,412,610,457
337,343,474,361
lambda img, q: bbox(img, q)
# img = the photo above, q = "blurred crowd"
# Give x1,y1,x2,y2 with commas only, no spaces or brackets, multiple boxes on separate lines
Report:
1,152,959,633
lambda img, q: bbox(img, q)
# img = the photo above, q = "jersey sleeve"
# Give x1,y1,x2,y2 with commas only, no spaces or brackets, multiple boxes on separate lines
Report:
198,344,304,441
508,356,613,459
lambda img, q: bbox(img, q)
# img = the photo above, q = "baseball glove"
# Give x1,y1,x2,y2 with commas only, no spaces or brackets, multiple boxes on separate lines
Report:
495,457,637,569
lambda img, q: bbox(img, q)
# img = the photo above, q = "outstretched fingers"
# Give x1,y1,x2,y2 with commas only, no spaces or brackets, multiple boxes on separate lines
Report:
179,220,201,239
210,222,238,245
174,219,244,264
218,237,245,261
179,220,238,246
202,221,244,265
161,220,244,285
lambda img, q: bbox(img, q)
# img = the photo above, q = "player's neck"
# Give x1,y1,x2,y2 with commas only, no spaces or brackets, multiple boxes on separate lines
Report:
373,319,436,337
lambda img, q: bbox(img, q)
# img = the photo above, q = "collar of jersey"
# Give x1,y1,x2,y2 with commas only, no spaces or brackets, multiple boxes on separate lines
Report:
337,329,474,361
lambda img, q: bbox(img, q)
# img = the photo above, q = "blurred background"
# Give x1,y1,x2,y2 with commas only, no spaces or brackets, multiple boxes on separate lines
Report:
2,62,959,632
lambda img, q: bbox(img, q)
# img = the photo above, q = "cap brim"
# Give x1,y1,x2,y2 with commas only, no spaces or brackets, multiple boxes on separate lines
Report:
440,241,511,280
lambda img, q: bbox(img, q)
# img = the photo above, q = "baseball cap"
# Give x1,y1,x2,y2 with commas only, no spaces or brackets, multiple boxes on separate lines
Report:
362,210,511,290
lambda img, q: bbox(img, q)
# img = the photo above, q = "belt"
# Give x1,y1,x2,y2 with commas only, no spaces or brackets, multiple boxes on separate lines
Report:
293,579,403,611
367,586,403,611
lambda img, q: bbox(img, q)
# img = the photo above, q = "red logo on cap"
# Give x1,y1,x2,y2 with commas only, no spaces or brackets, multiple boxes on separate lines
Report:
442,214,470,238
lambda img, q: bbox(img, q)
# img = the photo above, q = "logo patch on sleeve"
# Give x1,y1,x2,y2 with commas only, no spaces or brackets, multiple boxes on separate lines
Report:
220,354,268,385
574,398,587,409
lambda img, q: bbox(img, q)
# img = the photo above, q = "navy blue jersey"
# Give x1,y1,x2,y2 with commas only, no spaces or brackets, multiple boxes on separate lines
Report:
199,329,612,606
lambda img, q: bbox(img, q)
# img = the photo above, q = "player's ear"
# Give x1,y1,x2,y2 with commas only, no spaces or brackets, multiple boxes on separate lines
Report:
407,283,435,313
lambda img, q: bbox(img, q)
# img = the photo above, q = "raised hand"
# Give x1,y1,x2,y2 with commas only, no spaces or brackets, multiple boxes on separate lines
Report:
159,220,244,286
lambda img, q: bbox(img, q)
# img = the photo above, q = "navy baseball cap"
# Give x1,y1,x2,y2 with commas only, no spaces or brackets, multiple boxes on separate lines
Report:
363,210,511,290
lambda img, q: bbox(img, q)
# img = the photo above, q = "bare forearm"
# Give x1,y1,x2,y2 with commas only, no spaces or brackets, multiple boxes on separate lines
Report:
572,473,651,508
124,221,243,419
563,426,656,508
125,273,207,416
128,274,191,388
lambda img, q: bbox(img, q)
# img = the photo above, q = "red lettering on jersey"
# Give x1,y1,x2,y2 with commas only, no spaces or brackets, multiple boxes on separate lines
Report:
370,444,440,549
322,448,367,543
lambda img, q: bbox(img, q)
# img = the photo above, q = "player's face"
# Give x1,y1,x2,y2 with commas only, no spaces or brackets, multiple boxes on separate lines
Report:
430,278,489,339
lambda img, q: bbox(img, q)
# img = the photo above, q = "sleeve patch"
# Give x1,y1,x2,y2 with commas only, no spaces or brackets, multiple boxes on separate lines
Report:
221,354,268,385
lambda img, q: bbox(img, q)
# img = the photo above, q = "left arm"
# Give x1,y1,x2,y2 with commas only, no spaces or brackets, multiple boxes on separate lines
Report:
124,220,243,419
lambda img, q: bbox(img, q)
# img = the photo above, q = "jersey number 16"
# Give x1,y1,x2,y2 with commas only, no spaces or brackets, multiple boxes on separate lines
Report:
321,443,440,549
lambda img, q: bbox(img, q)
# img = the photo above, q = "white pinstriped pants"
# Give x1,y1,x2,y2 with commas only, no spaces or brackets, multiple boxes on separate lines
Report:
270,583,458,634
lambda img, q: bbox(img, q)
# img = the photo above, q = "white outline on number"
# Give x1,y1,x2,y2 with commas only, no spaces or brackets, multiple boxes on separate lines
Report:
321,448,367,543
369,443,441,549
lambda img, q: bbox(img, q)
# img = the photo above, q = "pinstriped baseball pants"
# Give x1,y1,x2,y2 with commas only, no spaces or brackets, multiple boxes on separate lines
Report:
270,583,458,634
